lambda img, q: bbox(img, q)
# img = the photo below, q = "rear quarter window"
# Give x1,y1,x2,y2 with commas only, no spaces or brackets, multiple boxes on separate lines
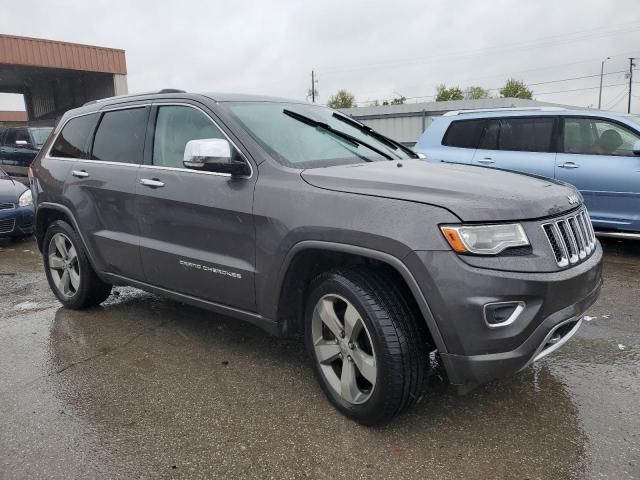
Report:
50,114,98,158
442,119,484,148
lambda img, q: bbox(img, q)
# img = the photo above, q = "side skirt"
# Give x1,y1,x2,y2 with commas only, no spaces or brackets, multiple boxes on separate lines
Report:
102,272,279,336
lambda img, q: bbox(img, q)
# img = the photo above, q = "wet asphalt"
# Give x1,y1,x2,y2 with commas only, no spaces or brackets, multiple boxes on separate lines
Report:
0,237,638,480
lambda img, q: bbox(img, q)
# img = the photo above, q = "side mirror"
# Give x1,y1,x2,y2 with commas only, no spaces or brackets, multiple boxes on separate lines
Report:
15,140,29,148
183,138,250,176
633,140,640,156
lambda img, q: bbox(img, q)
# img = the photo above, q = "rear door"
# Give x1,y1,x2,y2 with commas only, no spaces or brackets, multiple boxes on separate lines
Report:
63,104,149,279
471,116,557,178
135,102,256,311
555,116,640,232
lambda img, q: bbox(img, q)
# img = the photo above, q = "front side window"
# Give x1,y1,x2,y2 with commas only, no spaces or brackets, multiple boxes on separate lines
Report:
92,107,148,163
442,119,485,148
562,117,640,156
562,118,640,156
152,105,226,168
478,117,554,152
226,102,410,168
50,114,97,158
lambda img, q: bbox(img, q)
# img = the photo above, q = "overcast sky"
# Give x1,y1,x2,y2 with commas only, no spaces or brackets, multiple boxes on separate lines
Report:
1,0,639,112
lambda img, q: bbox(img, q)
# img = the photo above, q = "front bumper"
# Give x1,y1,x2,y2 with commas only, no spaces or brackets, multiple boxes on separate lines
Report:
0,205,35,237
406,242,603,392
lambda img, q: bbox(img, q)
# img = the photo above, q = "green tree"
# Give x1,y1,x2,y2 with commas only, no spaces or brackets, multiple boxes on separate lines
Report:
465,86,490,100
499,78,533,99
435,84,464,101
327,89,356,109
389,96,406,105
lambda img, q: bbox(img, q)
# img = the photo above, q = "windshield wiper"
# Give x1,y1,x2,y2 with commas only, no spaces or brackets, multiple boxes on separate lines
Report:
283,109,393,160
332,112,420,159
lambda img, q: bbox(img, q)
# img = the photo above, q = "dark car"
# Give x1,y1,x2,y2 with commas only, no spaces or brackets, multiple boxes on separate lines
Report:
31,91,602,424
0,125,53,177
0,167,34,239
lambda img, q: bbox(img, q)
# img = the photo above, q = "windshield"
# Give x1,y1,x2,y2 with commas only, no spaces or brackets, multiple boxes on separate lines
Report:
226,102,411,168
30,127,53,145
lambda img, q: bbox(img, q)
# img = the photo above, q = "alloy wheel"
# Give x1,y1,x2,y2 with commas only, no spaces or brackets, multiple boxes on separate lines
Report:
48,232,80,298
311,294,377,404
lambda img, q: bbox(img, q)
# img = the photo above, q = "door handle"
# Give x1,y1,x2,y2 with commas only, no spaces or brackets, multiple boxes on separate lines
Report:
71,170,89,178
477,157,495,164
558,162,579,169
140,178,165,188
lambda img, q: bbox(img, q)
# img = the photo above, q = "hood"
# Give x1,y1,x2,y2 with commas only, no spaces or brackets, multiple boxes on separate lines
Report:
301,160,579,222
0,176,26,204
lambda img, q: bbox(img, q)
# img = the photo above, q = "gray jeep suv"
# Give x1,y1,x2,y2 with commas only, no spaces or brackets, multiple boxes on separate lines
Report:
31,91,603,424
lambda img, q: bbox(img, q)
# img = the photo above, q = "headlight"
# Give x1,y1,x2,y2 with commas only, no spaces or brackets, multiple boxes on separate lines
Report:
441,223,529,255
18,189,33,207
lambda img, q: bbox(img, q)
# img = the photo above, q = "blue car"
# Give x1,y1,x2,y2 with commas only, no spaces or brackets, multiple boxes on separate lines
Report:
414,108,640,237
0,167,34,239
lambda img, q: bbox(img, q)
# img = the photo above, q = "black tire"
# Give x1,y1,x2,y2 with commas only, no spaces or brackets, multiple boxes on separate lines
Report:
42,220,112,309
304,266,430,425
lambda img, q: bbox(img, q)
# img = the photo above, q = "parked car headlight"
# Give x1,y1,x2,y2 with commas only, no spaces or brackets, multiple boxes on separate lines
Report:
440,223,529,255
18,189,33,207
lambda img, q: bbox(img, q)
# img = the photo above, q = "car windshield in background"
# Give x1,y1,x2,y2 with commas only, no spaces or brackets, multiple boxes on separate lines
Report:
226,102,410,168
30,127,53,145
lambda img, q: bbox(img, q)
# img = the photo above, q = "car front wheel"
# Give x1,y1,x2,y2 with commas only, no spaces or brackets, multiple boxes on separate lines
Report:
305,267,429,425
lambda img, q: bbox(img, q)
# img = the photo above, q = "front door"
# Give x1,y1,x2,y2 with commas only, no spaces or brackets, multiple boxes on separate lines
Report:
135,103,256,311
471,116,557,178
555,116,640,232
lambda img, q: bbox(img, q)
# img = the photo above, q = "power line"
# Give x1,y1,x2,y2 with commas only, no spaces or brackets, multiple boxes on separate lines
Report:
319,21,640,76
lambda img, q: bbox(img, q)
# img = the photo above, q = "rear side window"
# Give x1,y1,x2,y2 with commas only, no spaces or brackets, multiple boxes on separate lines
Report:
478,117,554,152
50,115,97,158
91,107,148,163
442,120,484,148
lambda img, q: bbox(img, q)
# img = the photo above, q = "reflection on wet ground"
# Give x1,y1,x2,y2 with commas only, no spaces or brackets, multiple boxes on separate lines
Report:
0,237,638,479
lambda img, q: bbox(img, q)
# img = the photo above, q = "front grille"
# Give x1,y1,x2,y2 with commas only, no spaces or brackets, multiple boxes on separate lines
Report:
0,202,14,210
0,218,16,234
542,208,596,267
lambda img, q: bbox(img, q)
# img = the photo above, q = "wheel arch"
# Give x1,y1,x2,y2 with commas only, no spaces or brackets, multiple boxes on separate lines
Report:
274,241,447,353
35,202,101,274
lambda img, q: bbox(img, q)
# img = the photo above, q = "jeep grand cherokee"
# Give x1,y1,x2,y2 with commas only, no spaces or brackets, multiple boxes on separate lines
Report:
31,91,602,424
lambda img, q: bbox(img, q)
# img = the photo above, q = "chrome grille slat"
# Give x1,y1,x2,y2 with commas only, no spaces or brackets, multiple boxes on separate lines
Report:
0,202,15,211
542,208,596,268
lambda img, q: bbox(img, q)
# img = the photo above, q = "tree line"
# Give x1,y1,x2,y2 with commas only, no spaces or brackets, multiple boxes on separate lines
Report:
326,78,533,109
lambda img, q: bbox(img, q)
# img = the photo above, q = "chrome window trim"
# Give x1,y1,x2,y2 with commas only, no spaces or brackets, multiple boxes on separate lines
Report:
44,102,253,179
45,104,150,164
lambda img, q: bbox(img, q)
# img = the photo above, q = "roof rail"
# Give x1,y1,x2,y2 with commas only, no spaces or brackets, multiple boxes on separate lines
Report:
83,89,187,106
443,106,567,116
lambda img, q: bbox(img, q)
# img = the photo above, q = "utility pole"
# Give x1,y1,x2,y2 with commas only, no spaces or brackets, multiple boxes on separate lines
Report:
598,57,610,110
628,58,635,113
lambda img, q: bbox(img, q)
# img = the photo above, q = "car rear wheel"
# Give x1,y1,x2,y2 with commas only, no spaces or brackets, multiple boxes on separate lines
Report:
43,220,111,309
305,267,429,425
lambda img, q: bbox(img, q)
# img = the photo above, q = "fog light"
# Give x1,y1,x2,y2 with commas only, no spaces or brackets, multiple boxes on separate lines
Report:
483,301,525,328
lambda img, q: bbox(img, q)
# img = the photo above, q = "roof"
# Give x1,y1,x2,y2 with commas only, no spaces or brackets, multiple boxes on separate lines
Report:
341,97,575,118
0,34,126,75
